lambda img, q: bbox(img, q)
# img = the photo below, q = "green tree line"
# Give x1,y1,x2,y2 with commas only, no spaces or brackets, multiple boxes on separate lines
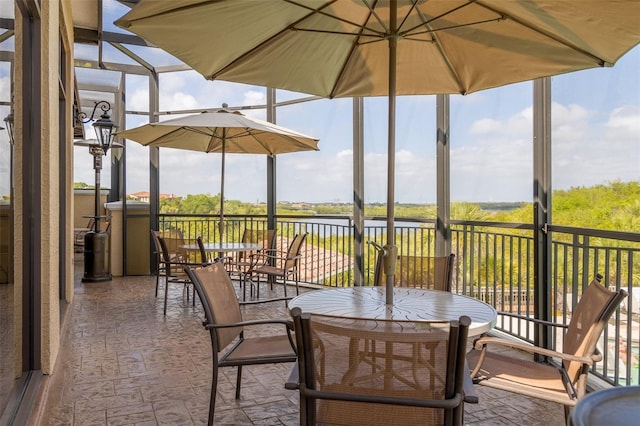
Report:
154,180,639,233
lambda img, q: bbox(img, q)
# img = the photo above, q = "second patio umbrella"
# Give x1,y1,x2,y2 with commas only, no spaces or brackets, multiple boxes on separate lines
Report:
116,106,319,239
116,0,640,303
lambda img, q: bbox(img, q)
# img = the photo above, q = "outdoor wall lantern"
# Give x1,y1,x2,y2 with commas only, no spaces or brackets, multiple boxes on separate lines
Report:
74,101,119,283
3,111,14,145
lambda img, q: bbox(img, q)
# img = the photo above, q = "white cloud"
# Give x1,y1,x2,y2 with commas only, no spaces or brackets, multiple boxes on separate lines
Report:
607,105,640,134
128,87,150,112
470,118,501,135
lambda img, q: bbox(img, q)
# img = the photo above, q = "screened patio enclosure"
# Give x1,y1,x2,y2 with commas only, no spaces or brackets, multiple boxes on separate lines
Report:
0,0,638,422
74,0,638,358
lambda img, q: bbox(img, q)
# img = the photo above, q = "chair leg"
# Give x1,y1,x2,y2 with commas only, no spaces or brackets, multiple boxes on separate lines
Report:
155,271,159,297
241,274,246,302
564,405,572,425
235,365,243,399
163,278,169,316
209,360,219,426
252,279,257,298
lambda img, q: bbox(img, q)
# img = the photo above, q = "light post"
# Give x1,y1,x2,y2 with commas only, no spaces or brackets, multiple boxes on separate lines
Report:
75,101,119,282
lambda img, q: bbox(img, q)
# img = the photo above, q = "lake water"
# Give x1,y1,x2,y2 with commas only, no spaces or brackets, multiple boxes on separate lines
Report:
281,217,432,237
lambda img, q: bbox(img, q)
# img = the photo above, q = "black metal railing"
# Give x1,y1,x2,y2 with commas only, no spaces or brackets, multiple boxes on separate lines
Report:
158,213,639,387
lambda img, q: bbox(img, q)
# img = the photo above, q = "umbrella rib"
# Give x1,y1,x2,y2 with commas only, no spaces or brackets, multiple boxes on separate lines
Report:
431,33,467,94
116,1,210,26
476,1,611,66
404,17,505,39
403,0,477,35
134,125,197,146
396,0,422,34
245,130,317,154
407,6,469,94
357,0,390,35
328,1,378,98
210,0,340,80
286,0,387,38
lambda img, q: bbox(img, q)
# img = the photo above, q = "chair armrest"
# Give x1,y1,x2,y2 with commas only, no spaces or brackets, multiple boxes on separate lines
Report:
301,387,464,409
239,297,292,306
250,250,288,260
472,336,595,365
285,363,300,390
463,360,479,404
205,318,294,331
591,347,603,363
498,311,569,329
174,261,211,268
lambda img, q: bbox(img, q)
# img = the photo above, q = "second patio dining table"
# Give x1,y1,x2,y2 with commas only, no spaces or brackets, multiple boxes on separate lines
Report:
289,286,497,337
180,241,262,254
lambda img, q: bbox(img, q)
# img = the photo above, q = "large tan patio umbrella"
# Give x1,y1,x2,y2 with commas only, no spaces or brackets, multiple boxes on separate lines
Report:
116,106,319,239
116,0,640,304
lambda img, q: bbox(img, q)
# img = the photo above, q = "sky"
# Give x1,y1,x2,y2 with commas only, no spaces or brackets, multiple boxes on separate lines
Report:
1,1,639,205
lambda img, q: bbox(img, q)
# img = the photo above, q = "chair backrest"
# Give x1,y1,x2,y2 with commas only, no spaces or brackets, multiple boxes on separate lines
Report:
238,229,276,260
150,230,162,263
251,229,276,251
375,252,454,291
563,275,627,382
291,308,471,425
284,233,307,272
156,235,178,275
196,236,208,264
157,234,192,277
101,217,111,233
161,227,187,259
156,235,171,264
185,263,244,353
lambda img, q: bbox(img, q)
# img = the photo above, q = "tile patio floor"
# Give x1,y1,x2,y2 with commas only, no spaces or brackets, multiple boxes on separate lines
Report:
32,261,565,425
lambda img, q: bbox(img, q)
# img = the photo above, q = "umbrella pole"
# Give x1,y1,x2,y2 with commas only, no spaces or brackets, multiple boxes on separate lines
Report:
385,1,398,305
220,138,225,241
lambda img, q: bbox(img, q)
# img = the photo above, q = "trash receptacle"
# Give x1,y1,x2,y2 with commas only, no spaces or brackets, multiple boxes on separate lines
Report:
82,230,111,282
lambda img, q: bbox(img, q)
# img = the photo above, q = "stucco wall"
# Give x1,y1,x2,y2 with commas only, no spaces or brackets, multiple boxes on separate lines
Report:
40,0,61,376
74,189,109,229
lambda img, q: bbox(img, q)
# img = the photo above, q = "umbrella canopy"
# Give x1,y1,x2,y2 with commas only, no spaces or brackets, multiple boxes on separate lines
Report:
116,107,319,238
116,0,640,303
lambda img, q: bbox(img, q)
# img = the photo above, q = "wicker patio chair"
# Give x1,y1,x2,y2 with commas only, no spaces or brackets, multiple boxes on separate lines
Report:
185,263,297,426
371,243,455,291
467,274,627,423
157,235,210,315
247,233,307,299
369,246,457,385
288,308,474,425
150,230,166,297
227,229,276,299
74,217,95,253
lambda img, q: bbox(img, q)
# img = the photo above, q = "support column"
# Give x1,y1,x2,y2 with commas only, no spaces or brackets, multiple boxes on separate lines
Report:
266,88,276,232
353,97,364,286
436,94,451,257
148,71,160,275
533,78,552,353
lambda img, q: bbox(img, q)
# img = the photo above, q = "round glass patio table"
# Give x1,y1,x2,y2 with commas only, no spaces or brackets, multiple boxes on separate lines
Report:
289,287,497,336
570,386,640,426
180,242,261,253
